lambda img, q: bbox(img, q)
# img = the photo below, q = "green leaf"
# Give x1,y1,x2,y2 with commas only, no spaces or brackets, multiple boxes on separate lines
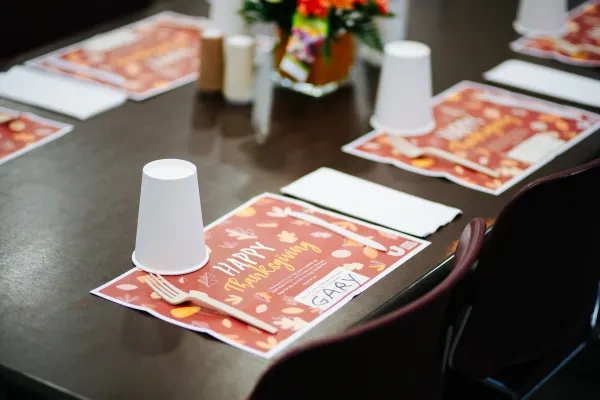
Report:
322,38,332,64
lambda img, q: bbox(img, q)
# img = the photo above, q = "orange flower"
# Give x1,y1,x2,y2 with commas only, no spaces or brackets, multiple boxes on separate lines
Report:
329,0,356,9
375,0,389,14
297,0,330,17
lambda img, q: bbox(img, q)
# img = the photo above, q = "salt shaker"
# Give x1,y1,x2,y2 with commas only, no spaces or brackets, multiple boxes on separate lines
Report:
223,35,255,105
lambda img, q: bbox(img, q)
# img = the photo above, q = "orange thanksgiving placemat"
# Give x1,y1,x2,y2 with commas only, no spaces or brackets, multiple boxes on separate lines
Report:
511,1,600,67
92,193,429,358
27,12,206,100
0,107,73,165
343,81,600,195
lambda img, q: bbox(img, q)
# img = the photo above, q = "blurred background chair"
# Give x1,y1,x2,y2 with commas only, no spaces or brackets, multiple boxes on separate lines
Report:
248,219,486,400
447,158,600,400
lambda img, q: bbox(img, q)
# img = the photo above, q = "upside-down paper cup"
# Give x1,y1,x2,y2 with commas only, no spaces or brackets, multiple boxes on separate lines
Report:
370,41,435,137
514,0,567,37
132,159,209,275
209,0,246,37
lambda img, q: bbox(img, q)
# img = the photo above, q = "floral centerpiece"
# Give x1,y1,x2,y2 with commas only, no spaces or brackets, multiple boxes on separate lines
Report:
241,0,392,96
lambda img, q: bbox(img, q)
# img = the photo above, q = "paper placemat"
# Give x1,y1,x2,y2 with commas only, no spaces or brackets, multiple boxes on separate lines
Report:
92,193,429,358
27,12,208,101
510,1,600,67
0,107,73,165
342,81,600,195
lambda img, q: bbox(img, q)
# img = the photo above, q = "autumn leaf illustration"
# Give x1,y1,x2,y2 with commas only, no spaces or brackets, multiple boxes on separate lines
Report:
224,334,246,345
266,206,292,218
226,228,257,240
343,238,363,247
150,292,162,299
136,276,148,283
248,326,264,334
13,133,36,143
363,247,379,259
332,249,352,258
225,294,243,305
198,272,218,288
8,120,26,132
256,304,268,313
117,293,140,303
222,319,233,328
411,158,435,169
369,260,386,272
254,292,272,303
256,222,278,228
342,262,364,271
171,306,201,319
282,307,304,315
117,284,138,291
283,296,298,306
35,128,54,136
273,317,308,331
484,179,504,189
311,231,332,238
555,119,569,131
219,241,238,249
236,207,256,217
362,142,381,151
256,336,278,350
277,231,298,243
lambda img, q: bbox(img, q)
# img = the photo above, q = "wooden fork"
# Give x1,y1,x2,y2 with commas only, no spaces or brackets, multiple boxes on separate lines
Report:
145,273,278,334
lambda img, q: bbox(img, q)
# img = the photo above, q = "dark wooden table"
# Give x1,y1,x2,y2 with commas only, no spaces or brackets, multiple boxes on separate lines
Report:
1,0,598,399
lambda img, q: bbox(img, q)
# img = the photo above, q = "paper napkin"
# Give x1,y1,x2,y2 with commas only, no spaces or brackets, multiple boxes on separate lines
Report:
0,66,127,120
484,60,600,108
281,168,462,237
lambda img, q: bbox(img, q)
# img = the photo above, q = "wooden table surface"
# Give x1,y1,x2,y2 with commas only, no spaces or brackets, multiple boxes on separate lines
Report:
0,0,598,399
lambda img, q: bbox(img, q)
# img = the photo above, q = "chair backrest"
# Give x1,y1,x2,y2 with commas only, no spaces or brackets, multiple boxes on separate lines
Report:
449,158,600,378
248,219,487,400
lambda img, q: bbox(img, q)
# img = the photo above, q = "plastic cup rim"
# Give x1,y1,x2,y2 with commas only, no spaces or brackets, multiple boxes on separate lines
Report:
142,159,197,181
370,116,436,137
513,20,568,38
132,251,210,276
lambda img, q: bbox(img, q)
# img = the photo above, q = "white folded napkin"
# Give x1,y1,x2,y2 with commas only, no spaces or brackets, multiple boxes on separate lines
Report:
281,168,462,238
484,60,600,108
0,66,127,120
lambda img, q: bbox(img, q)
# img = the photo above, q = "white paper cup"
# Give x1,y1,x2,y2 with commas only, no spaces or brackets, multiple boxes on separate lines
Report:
132,159,209,275
514,0,567,37
210,0,247,37
371,41,435,136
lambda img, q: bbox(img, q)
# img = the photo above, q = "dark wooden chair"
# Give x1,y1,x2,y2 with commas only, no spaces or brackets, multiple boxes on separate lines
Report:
448,158,600,400
247,219,486,400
